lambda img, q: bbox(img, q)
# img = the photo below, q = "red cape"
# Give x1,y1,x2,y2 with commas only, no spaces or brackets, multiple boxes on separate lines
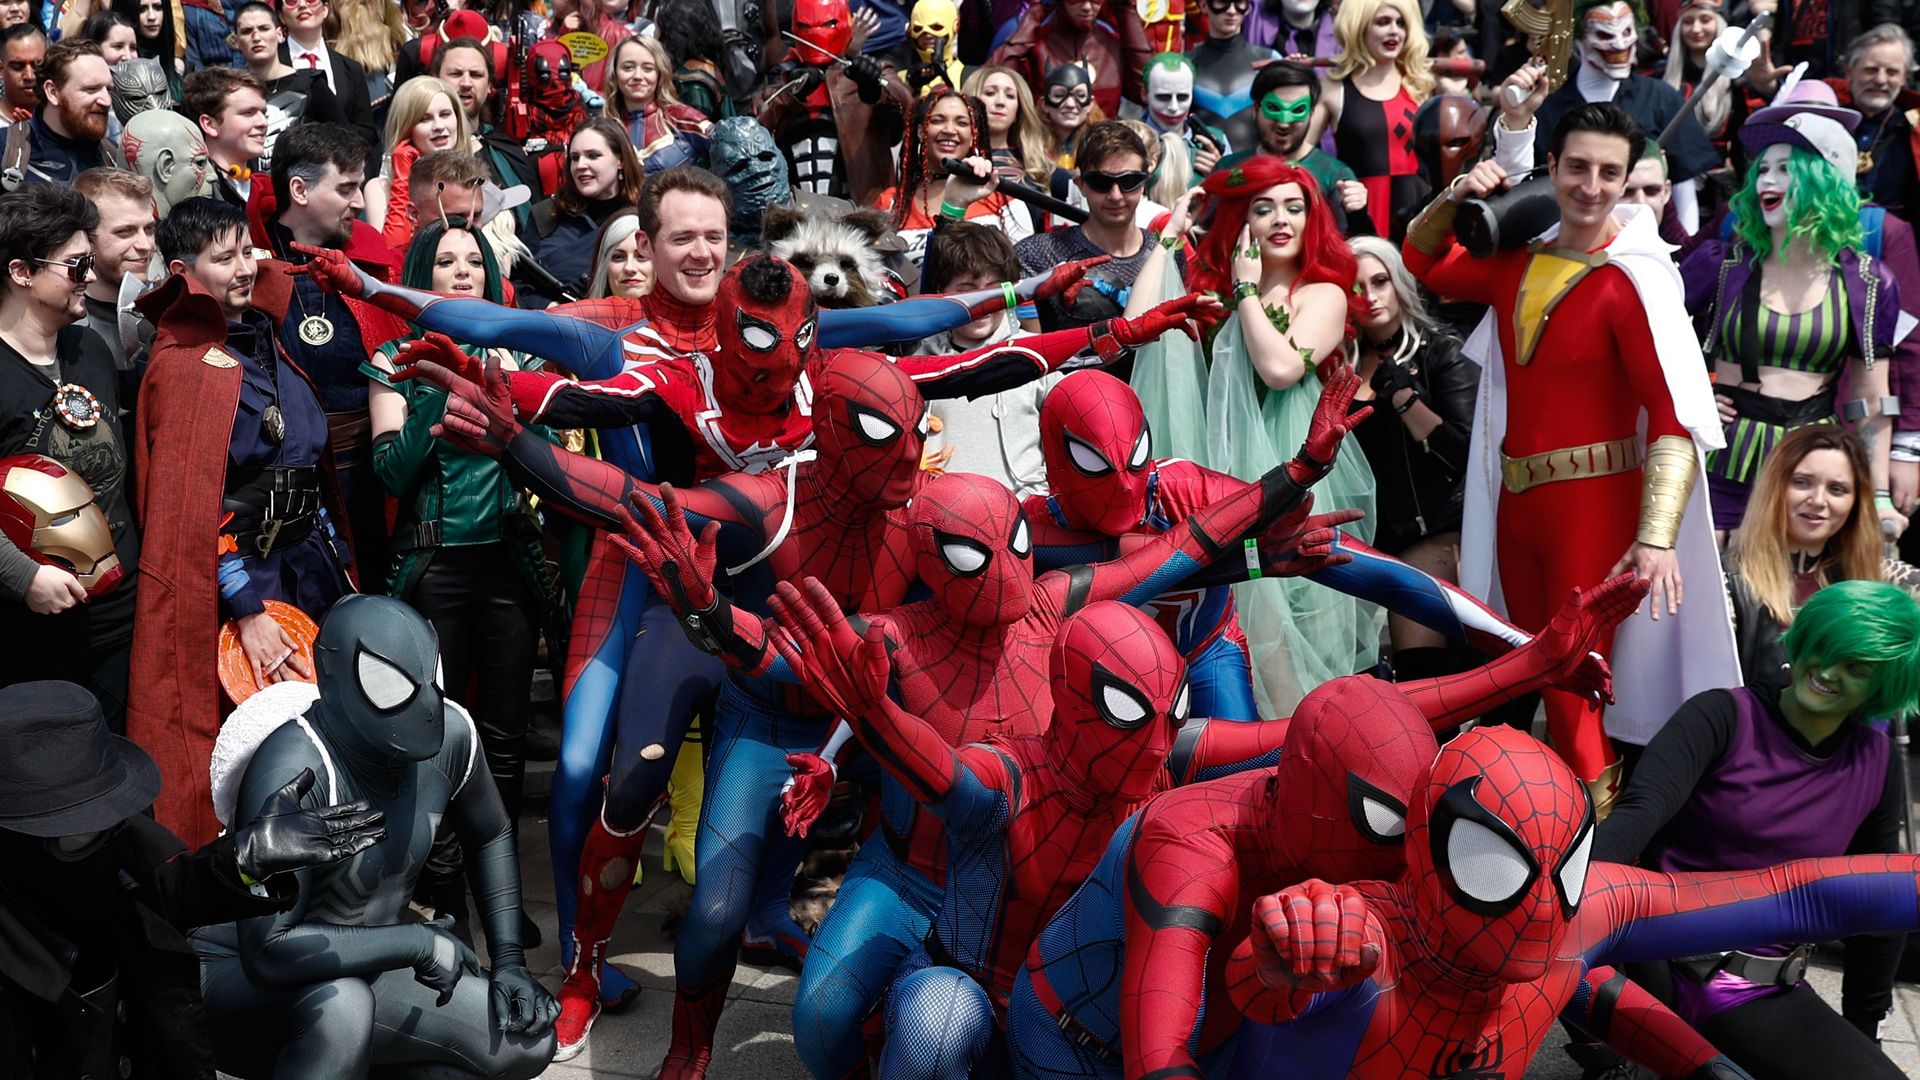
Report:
126,265,314,846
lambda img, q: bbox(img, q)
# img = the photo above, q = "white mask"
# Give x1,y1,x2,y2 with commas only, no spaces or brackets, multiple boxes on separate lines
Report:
1147,65,1193,129
1281,0,1319,20
1579,5,1638,81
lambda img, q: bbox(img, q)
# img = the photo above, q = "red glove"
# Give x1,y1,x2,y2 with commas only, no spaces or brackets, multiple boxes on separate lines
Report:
390,332,481,388
287,242,369,298
1234,880,1381,1021
766,579,890,721
1523,573,1649,706
1253,502,1367,579
1091,292,1227,361
610,483,720,616
420,354,521,458
780,752,836,838
1031,253,1113,307
1285,362,1372,486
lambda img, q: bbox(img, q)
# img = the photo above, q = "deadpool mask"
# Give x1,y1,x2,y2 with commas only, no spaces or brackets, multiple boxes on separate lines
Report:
909,473,1034,628
1048,602,1189,806
713,256,819,415
527,39,579,111
1405,726,1595,983
1040,371,1154,536
1269,676,1431,884
792,0,854,65
812,351,929,510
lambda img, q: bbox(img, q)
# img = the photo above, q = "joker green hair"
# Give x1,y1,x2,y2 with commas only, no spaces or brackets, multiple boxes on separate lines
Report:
1143,51,1193,84
1780,580,1920,718
1729,144,1864,264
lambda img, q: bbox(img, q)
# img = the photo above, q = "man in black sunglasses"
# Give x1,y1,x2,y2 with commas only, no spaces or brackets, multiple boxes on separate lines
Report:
1014,122,1174,380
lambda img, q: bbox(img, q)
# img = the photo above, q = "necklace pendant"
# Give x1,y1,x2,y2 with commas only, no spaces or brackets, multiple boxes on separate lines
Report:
1859,149,1875,175
298,315,335,347
262,403,286,443
51,382,102,429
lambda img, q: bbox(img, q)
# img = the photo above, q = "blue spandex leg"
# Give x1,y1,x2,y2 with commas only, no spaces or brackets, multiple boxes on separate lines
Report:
1187,634,1259,722
675,680,829,991
602,602,725,830
794,841,942,1078
1004,970,1116,1080
880,964,1000,1080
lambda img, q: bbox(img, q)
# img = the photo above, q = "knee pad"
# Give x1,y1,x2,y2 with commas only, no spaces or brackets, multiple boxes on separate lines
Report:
879,967,995,1080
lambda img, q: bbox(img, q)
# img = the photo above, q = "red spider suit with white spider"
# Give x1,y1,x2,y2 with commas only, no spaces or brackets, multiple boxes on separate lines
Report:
1010,577,1665,1080
1223,724,1920,1080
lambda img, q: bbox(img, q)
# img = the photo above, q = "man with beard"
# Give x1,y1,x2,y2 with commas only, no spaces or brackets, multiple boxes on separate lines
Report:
184,68,270,211
72,168,155,375
0,24,44,124
1834,24,1920,220
429,36,540,232
15,39,119,189
1216,60,1368,233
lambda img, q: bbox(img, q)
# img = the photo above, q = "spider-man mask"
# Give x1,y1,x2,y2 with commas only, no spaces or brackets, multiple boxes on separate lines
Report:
713,256,819,415
1405,726,1595,983
1269,676,1431,884
1040,371,1154,535
908,472,1034,627
812,351,928,509
792,0,853,65
1048,602,1189,805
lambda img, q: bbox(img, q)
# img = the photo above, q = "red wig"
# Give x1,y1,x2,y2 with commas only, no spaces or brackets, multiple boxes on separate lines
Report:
1191,155,1364,331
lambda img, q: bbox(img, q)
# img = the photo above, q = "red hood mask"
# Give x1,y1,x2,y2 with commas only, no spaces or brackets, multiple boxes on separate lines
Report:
1048,601,1188,805
812,351,927,510
1270,676,1430,883
1405,726,1595,983
908,472,1034,628
791,0,853,65
1040,370,1153,535
713,256,818,415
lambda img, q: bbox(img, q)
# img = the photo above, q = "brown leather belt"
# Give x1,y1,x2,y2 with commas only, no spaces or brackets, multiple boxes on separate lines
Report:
1500,435,1643,495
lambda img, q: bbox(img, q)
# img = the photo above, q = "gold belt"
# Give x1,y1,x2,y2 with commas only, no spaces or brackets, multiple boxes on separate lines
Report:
1501,436,1644,494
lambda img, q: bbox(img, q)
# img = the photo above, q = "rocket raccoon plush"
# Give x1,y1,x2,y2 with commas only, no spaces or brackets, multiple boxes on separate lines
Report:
760,202,904,308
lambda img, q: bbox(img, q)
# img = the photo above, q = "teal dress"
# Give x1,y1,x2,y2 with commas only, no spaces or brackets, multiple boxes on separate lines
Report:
1206,303,1383,714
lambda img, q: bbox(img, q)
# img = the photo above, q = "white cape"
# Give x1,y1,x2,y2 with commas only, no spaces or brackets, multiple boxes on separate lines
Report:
1458,203,1742,745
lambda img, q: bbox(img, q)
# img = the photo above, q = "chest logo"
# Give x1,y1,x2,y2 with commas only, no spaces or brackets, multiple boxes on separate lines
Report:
1428,1032,1506,1080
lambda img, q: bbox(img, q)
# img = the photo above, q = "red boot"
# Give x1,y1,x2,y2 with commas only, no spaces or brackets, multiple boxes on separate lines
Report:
657,976,730,1079
552,805,650,1061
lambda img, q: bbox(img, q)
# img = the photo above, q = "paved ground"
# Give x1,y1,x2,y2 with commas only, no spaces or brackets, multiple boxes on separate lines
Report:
499,705,1920,1079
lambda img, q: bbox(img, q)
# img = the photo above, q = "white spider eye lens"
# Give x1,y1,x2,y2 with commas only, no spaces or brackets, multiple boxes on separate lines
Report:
857,411,900,442
1011,518,1031,558
1359,796,1405,839
1128,429,1151,469
940,541,988,574
1101,684,1147,725
357,651,417,710
1558,826,1594,909
1066,435,1113,476
795,318,816,351
1446,817,1534,906
1171,682,1190,722
741,324,779,351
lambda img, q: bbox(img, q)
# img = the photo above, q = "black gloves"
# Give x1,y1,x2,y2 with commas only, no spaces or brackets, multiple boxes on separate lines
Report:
233,768,387,883
845,52,886,104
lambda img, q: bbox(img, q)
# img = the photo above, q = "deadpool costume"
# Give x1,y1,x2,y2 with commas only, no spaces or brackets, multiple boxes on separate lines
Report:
756,0,911,205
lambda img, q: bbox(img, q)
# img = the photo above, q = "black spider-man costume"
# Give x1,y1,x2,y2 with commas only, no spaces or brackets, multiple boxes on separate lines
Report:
295,241,1109,1021
1005,576,1646,1080
612,371,1368,1078
1221,724,1920,1079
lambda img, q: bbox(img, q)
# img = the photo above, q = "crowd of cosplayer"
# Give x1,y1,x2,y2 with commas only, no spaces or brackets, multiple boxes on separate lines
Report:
8,0,1920,1074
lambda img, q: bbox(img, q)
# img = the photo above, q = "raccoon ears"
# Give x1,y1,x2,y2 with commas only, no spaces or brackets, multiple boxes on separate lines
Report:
841,209,890,242
760,203,808,242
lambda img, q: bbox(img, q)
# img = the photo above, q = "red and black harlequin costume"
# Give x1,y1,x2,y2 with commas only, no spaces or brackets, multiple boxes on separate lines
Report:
1005,575,1644,1079
295,243,1106,1023
407,257,1223,1075
614,369,1366,1078
1221,724,1920,1080
1401,191,1738,810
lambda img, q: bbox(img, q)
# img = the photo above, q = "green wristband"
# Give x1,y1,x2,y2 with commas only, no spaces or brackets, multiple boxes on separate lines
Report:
1243,537,1261,580
1001,282,1016,311
1878,492,1897,511
1233,281,1260,303
1159,231,1183,251
939,200,968,221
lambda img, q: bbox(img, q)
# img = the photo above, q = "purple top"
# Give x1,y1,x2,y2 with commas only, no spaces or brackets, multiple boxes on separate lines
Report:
1248,6,1336,56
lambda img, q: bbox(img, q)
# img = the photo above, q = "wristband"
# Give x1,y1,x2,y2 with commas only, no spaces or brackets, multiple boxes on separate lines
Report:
1878,491,1897,511
1395,392,1420,415
1243,537,1261,580
1001,282,1016,312
1232,281,1259,303
939,200,968,221
1159,231,1184,251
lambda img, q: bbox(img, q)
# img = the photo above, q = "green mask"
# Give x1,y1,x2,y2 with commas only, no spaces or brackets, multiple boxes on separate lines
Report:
1260,90,1312,124
1786,657,1877,723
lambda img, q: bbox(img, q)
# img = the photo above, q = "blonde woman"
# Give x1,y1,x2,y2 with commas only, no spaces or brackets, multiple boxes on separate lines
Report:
601,35,711,173
369,76,472,251
328,0,408,106
964,64,1054,188
1312,0,1433,238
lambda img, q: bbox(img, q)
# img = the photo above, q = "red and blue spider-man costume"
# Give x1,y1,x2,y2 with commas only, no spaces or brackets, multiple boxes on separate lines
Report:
1223,724,1920,1079
1005,577,1646,1080
295,241,1109,1011
613,379,1363,1079
406,255,1224,1070
1028,370,1535,722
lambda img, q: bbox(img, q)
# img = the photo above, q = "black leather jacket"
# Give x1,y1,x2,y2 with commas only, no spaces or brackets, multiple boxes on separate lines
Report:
1347,328,1479,555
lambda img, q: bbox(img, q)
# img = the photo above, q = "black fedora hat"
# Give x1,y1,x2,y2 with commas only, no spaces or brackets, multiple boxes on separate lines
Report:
0,681,161,838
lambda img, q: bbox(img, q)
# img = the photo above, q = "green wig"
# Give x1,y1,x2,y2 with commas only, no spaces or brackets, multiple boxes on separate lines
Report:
1729,145,1864,264
1143,51,1193,84
1780,579,1920,718
398,215,505,314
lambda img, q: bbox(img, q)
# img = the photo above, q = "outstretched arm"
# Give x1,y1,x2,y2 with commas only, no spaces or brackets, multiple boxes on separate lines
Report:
1563,965,1753,1080
816,255,1110,348
1166,717,1291,785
